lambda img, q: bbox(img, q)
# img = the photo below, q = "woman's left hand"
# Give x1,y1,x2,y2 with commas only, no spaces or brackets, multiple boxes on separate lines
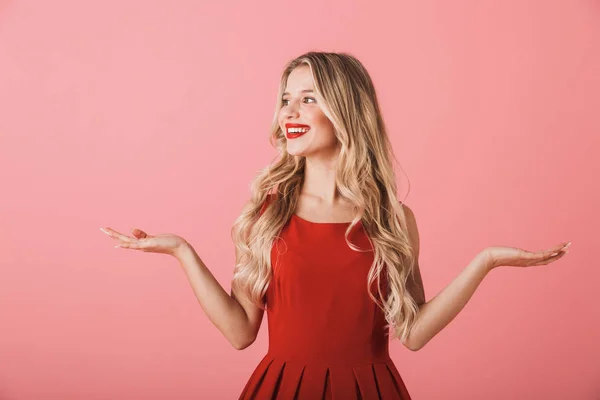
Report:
484,241,571,270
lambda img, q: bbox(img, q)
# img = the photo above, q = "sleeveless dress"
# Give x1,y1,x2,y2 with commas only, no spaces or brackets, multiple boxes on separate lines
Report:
238,195,412,399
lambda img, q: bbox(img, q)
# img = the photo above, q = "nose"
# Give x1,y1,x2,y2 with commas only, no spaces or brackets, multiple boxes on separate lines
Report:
283,100,300,119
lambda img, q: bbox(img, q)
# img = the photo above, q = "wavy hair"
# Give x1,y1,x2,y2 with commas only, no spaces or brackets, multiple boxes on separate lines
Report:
230,51,418,342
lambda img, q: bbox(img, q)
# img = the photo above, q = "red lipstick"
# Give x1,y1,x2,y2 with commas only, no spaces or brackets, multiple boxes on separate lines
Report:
285,123,311,139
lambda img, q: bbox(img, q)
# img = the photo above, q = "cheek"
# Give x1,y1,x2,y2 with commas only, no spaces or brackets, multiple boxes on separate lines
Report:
310,109,332,128
314,114,334,134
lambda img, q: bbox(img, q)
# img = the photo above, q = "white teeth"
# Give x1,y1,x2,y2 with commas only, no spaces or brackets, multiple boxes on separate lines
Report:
287,127,310,133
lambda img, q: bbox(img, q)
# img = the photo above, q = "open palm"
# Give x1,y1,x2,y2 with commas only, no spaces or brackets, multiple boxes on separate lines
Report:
486,241,571,269
100,227,187,257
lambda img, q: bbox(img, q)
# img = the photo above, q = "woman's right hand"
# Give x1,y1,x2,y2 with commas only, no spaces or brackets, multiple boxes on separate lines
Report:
100,227,189,258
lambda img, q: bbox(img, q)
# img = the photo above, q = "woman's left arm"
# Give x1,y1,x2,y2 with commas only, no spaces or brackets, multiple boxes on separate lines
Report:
400,205,570,351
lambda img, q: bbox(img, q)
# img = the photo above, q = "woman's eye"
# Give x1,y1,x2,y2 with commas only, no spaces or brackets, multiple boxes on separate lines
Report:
281,97,316,106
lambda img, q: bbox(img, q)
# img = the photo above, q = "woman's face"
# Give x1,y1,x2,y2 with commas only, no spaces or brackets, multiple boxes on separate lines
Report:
278,66,338,158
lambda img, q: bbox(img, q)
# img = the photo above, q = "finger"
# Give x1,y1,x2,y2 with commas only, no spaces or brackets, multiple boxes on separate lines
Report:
131,228,148,238
551,243,568,252
536,246,566,259
102,228,135,242
101,227,121,240
531,250,567,266
542,248,567,261
545,242,571,252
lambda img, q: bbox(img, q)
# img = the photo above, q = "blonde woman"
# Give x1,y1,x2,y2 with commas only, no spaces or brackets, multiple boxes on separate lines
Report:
101,51,570,399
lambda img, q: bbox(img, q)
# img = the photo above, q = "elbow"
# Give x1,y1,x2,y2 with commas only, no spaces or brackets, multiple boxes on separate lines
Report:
406,342,423,352
231,320,261,350
402,304,427,351
233,342,247,351
402,341,422,352
232,341,248,351
401,336,425,352
232,334,257,351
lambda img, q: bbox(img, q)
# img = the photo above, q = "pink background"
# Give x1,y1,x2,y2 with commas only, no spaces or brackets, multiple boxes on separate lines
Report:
1,1,598,399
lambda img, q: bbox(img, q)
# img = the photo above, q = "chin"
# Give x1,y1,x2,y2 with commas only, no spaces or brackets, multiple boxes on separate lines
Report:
286,149,304,157
285,145,308,157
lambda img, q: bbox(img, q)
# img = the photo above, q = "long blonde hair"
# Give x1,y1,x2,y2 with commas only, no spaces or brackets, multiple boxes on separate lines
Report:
231,51,418,342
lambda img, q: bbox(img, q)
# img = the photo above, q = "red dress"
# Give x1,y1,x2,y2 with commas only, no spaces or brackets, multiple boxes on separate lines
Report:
239,195,412,399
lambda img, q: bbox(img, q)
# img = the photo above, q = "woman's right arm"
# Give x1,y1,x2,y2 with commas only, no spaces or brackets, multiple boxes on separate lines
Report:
176,200,265,350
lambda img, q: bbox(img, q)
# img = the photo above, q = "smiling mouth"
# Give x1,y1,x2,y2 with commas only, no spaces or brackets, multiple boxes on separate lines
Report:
286,128,310,138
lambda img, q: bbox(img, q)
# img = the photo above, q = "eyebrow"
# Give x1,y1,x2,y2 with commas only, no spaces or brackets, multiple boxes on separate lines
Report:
282,89,314,96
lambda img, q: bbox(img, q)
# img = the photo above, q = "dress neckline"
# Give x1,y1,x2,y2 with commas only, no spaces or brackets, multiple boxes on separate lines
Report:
291,213,354,225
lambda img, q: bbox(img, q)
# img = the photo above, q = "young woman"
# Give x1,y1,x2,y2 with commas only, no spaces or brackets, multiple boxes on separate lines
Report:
101,51,570,399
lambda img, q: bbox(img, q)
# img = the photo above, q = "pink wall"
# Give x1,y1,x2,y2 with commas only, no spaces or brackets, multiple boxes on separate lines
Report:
1,0,598,399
